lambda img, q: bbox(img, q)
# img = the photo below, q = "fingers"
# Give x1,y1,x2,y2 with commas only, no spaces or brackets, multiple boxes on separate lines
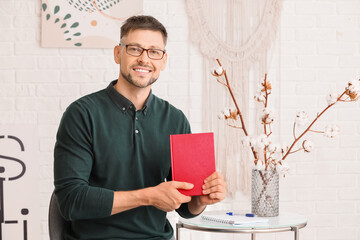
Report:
180,195,192,203
151,182,192,212
202,184,226,200
204,171,224,183
202,183,226,195
172,181,194,190
202,171,227,199
171,182,193,202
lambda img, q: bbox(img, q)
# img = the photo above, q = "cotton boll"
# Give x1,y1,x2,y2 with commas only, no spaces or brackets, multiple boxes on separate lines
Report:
255,161,265,171
254,91,266,103
215,66,224,75
324,124,340,138
276,161,290,177
326,93,339,106
255,141,265,150
302,140,314,152
267,143,277,153
261,108,275,125
295,111,309,126
223,108,230,116
241,136,251,147
217,113,225,120
345,79,360,100
250,137,257,147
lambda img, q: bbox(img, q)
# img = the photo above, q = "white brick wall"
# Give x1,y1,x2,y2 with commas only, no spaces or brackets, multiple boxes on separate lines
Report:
0,0,359,240
276,1,360,240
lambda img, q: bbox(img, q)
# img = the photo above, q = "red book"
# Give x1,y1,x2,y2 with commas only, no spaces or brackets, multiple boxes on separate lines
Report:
170,132,216,196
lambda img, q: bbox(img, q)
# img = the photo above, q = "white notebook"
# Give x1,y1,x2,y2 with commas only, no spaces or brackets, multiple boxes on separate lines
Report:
201,213,269,226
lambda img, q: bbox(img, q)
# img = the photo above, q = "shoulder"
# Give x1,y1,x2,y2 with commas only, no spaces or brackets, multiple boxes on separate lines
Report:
151,94,187,119
59,89,112,130
151,94,191,133
65,89,108,115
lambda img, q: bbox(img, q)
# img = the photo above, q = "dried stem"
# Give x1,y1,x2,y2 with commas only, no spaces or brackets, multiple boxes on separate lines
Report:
282,91,347,160
216,59,258,161
226,123,243,129
292,122,297,140
263,75,269,167
217,79,227,87
266,128,273,137
289,148,303,154
216,59,248,135
308,129,324,134
256,170,276,209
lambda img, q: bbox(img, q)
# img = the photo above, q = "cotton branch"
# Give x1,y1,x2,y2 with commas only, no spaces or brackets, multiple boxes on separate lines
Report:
214,59,359,173
215,59,258,160
282,91,347,160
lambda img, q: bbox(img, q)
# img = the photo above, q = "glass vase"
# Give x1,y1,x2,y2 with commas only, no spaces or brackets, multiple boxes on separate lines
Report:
251,169,279,217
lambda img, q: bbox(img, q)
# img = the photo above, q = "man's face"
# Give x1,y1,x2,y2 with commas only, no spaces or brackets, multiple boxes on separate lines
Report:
114,29,167,89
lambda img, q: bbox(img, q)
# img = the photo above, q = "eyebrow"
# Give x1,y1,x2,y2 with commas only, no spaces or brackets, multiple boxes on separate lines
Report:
125,42,165,50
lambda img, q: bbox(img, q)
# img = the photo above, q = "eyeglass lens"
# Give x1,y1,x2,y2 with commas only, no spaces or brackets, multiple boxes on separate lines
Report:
126,45,164,60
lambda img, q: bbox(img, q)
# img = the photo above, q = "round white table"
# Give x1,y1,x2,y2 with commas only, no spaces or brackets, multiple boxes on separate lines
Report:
176,211,307,240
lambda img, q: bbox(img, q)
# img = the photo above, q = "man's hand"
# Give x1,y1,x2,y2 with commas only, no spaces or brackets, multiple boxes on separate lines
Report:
199,171,227,205
188,171,227,215
149,181,193,212
111,173,225,216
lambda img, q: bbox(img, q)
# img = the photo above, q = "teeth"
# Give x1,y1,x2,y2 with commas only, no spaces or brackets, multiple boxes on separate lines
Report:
134,69,149,73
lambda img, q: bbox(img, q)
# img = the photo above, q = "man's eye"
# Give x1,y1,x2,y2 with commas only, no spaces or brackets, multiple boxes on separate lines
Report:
129,47,142,52
149,50,161,55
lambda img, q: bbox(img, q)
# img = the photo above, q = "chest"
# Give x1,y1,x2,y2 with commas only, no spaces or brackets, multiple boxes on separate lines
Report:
89,110,174,189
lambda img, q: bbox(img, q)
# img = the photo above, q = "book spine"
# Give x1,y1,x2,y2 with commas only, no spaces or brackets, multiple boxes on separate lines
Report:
169,135,175,181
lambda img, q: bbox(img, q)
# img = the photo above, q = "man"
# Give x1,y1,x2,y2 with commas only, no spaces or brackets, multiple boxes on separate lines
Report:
54,15,226,240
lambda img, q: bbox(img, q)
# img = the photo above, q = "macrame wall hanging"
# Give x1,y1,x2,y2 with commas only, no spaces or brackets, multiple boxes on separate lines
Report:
185,0,283,196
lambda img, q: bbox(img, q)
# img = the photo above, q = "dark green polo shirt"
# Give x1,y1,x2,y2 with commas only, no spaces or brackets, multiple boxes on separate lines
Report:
54,80,195,240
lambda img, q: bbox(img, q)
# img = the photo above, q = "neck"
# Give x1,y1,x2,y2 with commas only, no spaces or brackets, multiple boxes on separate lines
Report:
114,77,151,110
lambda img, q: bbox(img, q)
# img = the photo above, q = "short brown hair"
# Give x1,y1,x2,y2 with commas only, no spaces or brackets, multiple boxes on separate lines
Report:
121,15,168,45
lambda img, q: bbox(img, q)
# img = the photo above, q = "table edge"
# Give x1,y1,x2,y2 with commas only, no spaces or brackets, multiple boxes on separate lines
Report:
177,222,308,234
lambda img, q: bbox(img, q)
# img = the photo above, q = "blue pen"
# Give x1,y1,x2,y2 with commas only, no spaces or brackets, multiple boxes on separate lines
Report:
226,212,256,217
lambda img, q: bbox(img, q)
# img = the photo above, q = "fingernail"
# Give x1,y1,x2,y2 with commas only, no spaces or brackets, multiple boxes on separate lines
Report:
202,185,206,189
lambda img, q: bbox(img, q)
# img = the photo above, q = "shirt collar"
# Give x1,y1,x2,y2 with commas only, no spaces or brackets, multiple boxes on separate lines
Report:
106,80,153,115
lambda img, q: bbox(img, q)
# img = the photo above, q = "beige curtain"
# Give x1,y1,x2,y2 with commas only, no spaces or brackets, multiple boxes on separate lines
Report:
186,0,283,196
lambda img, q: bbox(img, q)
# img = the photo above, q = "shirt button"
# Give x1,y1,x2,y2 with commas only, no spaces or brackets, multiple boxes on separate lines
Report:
130,106,132,109
135,129,139,134
122,107,126,111
135,117,138,120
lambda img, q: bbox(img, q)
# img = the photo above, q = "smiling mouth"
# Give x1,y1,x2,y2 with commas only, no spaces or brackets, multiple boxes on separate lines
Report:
132,65,153,73
133,68,151,73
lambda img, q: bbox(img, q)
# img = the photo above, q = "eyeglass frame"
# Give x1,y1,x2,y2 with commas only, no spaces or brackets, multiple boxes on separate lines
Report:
119,42,166,60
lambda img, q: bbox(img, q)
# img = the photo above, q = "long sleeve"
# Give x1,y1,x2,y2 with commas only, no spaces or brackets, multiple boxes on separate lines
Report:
54,102,113,221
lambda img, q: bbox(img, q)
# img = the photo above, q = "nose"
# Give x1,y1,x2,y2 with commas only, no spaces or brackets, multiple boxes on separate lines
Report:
137,49,150,64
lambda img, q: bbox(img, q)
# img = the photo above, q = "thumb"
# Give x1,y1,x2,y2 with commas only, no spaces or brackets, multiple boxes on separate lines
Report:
173,181,194,190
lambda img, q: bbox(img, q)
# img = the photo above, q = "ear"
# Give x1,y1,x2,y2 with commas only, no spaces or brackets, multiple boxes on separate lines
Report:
114,45,120,64
160,52,167,71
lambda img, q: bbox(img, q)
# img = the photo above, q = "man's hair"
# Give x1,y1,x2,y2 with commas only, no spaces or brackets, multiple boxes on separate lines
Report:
121,15,168,45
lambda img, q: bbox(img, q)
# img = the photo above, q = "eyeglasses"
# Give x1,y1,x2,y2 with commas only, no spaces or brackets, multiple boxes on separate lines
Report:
119,43,166,60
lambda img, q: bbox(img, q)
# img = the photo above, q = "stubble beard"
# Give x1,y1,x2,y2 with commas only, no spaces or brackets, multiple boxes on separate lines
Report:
121,71,158,89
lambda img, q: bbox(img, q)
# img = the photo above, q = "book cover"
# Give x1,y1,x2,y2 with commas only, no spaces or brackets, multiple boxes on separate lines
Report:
170,132,216,196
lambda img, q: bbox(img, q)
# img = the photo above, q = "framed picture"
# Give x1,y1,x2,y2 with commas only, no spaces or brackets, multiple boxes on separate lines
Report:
41,0,143,48
0,125,39,239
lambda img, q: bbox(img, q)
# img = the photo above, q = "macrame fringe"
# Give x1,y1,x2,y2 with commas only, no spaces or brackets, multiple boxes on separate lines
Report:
186,0,283,197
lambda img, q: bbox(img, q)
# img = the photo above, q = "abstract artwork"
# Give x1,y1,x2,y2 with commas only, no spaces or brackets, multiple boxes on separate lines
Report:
41,0,143,48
